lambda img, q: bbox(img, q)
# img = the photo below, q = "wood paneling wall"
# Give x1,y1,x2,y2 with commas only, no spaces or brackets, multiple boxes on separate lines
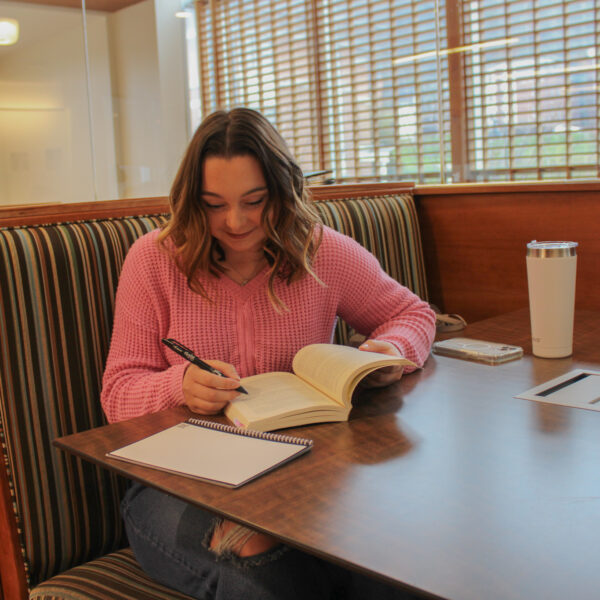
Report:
1,181,597,326
415,182,600,323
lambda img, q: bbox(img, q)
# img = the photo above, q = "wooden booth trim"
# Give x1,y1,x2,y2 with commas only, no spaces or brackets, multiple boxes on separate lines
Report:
0,197,170,228
0,462,29,600
415,180,600,195
0,183,415,228
309,182,415,200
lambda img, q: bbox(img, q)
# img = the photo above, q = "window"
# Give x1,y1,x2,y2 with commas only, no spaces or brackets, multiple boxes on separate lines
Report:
194,0,599,183
463,0,600,181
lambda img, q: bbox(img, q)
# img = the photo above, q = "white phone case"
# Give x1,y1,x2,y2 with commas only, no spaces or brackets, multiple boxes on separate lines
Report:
432,337,523,365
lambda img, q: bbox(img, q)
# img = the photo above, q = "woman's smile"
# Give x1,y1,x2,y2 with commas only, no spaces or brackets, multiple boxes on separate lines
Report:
226,229,256,239
201,155,268,260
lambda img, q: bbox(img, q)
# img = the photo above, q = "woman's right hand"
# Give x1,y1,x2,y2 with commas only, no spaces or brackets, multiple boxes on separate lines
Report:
182,360,244,415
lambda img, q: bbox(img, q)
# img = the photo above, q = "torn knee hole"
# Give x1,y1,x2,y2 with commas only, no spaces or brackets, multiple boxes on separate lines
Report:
209,520,258,556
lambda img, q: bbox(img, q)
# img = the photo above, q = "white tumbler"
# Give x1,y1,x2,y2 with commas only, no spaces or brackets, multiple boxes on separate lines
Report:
526,241,578,358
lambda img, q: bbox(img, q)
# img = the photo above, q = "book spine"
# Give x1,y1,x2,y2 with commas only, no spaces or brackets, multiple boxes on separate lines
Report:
186,418,313,447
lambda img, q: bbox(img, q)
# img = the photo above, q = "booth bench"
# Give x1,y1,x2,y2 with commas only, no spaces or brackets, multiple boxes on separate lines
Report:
0,183,427,600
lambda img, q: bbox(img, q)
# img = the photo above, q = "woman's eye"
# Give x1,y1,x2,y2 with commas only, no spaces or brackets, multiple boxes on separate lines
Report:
204,202,224,210
247,196,266,206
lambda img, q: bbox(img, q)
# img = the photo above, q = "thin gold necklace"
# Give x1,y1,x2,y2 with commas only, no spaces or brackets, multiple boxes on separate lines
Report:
225,260,265,286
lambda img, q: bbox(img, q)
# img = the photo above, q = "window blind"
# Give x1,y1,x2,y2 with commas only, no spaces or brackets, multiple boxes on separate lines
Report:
194,0,599,183
196,0,322,171
316,0,451,182
462,0,600,180
196,0,451,183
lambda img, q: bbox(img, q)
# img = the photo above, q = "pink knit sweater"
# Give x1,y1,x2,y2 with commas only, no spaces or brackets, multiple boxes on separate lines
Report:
101,227,436,423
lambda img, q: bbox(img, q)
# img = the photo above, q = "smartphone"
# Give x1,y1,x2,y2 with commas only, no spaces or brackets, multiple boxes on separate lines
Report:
432,337,523,365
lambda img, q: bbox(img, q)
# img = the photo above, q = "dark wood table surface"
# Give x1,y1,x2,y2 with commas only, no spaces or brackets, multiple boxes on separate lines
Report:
55,308,600,600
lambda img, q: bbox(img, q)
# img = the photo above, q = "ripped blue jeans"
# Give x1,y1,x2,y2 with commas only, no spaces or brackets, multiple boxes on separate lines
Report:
121,482,417,600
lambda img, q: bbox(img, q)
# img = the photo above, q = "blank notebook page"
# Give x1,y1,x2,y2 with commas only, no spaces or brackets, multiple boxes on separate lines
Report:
108,420,310,488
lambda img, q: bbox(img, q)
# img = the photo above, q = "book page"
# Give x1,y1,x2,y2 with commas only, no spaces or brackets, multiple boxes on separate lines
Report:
292,344,412,406
227,371,341,425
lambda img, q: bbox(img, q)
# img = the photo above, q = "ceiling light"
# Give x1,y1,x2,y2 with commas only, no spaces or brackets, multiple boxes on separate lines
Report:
0,18,19,46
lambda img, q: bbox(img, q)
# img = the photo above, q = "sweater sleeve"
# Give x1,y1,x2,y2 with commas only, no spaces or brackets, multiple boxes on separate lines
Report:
321,228,436,371
100,234,187,423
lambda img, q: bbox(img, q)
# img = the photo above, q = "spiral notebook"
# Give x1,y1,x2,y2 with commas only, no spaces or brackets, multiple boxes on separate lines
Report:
107,418,313,488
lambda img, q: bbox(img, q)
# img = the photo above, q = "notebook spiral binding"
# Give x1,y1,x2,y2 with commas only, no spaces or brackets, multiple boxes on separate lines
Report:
186,418,314,447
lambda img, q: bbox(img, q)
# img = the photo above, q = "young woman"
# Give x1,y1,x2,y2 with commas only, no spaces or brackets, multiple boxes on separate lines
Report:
101,107,435,599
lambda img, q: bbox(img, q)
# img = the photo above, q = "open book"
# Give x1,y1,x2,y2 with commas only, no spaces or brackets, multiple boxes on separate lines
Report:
225,343,415,432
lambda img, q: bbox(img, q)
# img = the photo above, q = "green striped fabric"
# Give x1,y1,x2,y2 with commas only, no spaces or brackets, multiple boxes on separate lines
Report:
313,193,428,345
0,216,169,592
0,192,426,598
30,548,193,600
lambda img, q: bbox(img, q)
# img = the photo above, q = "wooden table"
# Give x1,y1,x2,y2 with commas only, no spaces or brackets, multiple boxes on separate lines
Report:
55,308,600,600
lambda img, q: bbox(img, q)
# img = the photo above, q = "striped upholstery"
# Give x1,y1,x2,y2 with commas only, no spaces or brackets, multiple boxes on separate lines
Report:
313,193,428,345
0,216,171,594
29,548,192,600
0,191,427,599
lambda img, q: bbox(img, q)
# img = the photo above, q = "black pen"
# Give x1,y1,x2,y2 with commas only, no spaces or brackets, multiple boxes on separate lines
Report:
161,338,248,394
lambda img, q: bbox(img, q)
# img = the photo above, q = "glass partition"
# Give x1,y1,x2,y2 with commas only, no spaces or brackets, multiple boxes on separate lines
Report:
0,0,190,206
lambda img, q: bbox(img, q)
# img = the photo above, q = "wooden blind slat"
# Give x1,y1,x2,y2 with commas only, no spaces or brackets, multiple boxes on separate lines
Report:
462,0,599,181
193,0,598,183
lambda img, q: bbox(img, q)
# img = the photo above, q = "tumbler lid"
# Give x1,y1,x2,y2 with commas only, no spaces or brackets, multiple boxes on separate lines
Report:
527,240,578,257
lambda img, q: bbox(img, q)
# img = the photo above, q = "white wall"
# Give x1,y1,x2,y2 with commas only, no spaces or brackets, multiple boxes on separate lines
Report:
154,0,190,187
0,2,117,204
87,11,119,201
107,0,164,198
107,0,189,199
0,0,190,206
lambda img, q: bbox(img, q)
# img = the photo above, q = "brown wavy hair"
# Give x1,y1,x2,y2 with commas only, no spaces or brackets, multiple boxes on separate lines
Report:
158,107,322,310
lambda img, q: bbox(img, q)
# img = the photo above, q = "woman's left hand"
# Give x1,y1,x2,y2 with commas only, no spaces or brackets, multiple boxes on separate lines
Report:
358,339,404,388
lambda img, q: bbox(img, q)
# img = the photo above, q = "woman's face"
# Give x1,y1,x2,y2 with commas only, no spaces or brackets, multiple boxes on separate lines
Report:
201,155,268,259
